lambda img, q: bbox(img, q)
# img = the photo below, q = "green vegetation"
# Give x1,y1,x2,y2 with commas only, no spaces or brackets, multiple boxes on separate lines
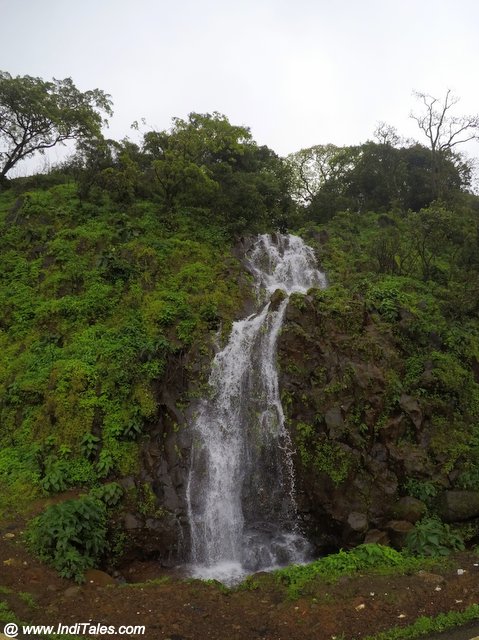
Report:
284,195,479,501
296,422,353,485
406,517,465,557
0,71,112,181
274,544,436,599
0,183,247,520
363,604,479,640
26,495,108,582
0,599,17,623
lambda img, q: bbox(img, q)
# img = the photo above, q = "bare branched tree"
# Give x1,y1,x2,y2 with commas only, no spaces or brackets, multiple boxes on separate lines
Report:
410,90,479,197
411,90,479,154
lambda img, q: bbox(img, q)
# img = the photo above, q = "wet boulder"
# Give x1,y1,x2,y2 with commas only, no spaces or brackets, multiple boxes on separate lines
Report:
390,497,427,524
386,520,414,549
436,490,479,522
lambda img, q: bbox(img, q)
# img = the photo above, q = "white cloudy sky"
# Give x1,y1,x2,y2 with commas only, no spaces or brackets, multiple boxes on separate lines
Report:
1,0,479,174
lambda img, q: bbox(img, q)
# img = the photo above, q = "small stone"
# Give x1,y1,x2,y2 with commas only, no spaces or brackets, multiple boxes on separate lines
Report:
434,586,442,591
123,512,141,530
347,512,368,532
457,569,466,575
398,614,406,619
355,603,366,611
270,288,287,311
3,558,16,566
3,532,15,539
417,571,445,584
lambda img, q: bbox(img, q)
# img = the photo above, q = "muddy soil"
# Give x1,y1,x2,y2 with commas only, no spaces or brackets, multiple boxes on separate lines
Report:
2,520,479,640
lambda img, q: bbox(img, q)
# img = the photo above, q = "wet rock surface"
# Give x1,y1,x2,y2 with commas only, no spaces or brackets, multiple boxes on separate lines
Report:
436,491,479,523
276,291,478,551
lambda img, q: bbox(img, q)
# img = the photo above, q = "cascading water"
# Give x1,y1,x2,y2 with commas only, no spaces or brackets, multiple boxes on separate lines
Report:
186,233,327,583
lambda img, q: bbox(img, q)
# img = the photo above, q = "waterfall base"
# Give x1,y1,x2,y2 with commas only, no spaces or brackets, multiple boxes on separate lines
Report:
188,530,311,584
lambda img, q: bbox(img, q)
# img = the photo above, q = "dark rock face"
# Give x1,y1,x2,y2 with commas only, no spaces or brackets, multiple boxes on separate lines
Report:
436,491,479,522
270,288,288,311
117,341,216,565
276,291,465,551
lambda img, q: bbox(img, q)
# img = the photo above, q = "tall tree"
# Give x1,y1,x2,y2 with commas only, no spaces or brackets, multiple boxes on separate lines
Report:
410,90,478,198
286,144,342,204
0,71,112,183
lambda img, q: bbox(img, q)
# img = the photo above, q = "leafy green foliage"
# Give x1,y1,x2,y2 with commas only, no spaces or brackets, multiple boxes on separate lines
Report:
0,177,246,515
0,71,112,181
403,479,439,505
295,422,353,485
406,517,465,556
0,599,17,622
96,451,114,478
26,496,108,582
301,198,479,487
80,433,100,459
90,482,123,507
290,139,468,223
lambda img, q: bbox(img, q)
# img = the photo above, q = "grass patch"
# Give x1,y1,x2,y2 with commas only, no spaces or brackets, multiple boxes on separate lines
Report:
364,603,479,640
274,544,439,599
124,576,171,587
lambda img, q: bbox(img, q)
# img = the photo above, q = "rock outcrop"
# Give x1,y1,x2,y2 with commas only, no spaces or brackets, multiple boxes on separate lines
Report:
277,289,473,551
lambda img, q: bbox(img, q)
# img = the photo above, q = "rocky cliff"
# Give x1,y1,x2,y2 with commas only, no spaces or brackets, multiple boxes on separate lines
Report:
278,286,479,551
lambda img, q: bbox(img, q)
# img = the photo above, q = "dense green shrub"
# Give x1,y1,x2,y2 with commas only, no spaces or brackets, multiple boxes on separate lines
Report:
26,496,108,582
406,517,464,556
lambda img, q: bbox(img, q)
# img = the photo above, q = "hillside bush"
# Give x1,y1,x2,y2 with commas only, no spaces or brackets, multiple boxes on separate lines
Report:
27,496,108,582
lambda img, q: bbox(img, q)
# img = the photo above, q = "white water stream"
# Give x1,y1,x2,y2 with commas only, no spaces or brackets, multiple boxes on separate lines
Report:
186,234,326,583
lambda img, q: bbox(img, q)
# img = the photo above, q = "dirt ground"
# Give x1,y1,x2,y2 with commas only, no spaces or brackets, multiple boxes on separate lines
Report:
2,520,479,640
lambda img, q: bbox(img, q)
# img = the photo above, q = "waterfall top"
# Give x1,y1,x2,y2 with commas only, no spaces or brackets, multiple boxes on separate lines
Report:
247,233,327,296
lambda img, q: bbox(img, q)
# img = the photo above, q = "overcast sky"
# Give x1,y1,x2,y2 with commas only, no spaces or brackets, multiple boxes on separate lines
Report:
1,0,479,175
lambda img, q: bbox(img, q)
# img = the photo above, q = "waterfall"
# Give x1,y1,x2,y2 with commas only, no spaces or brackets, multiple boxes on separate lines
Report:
186,233,327,583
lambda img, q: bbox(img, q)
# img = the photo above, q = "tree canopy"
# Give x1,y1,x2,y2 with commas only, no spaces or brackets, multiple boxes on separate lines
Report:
68,111,295,234
0,71,112,183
